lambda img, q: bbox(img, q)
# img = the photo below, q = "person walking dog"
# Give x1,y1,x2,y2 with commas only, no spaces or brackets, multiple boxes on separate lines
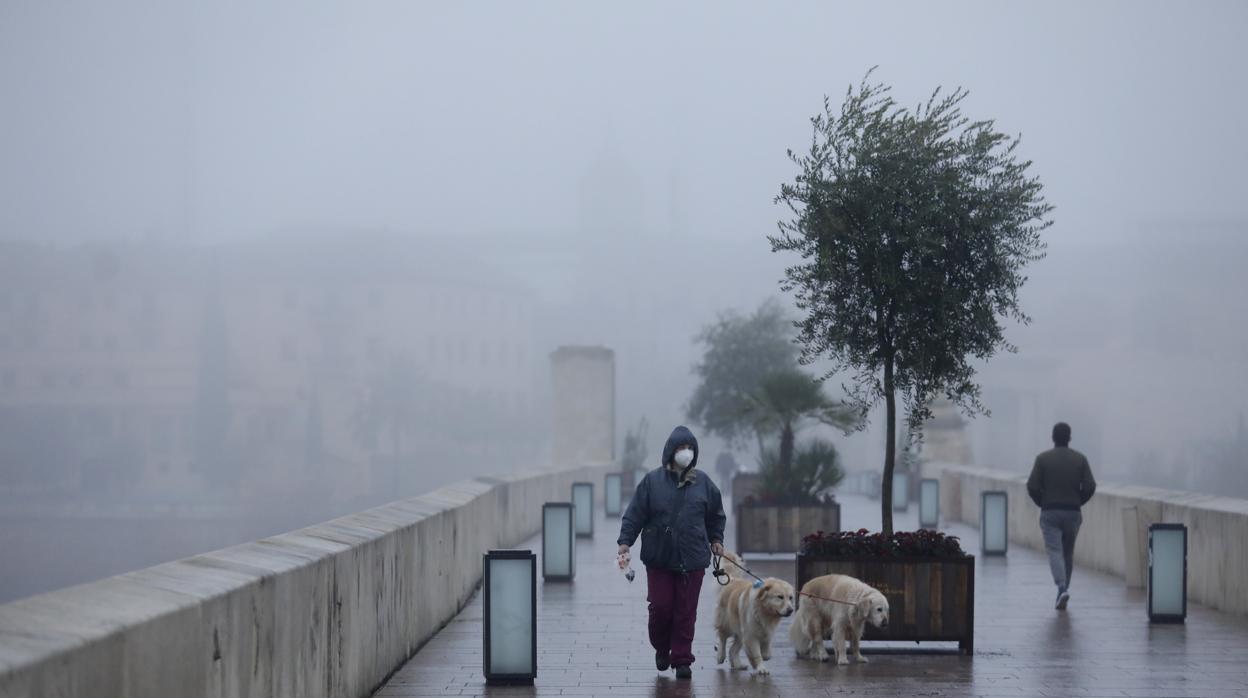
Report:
616,425,727,679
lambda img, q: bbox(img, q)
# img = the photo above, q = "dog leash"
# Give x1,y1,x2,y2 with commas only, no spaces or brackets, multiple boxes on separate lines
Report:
800,589,857,606
710,551,739,587
712,552,855,606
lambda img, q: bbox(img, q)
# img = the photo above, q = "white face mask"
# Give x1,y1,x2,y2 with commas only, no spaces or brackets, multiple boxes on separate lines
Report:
674,448,694,468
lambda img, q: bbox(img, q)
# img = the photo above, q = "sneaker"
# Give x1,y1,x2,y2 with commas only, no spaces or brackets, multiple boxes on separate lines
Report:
1056,588,1070,611
656,650,670,671
675,665,692,679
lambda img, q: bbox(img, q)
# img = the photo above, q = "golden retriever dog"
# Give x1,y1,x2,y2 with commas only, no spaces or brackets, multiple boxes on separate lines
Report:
713,577,796,675
789,574,890,665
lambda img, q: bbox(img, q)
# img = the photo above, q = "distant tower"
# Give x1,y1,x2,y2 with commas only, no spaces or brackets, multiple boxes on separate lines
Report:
577,135,644,239
667,169,684,236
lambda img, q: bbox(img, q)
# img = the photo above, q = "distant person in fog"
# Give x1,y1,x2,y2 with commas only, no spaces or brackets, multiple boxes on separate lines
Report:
1027,421,1097,611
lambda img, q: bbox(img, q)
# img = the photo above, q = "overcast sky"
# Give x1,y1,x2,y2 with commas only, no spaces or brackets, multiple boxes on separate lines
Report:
2,0,1247,486
7,0,1248,604
2,0,1246,245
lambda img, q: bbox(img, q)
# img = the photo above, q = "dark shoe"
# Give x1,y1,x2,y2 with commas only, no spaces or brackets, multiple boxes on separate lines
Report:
1056,588,1070,611
656,650,670,671
675,665,692,679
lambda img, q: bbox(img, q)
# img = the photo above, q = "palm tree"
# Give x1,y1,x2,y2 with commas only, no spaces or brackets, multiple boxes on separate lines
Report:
758,438,845,503
742,368,857,496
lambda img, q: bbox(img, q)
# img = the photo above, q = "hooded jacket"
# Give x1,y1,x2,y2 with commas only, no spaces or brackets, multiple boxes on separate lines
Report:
617,425,727,572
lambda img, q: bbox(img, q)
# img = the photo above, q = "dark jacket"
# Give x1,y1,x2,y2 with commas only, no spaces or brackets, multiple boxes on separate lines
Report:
616,425,727,572
1027,446,1097,511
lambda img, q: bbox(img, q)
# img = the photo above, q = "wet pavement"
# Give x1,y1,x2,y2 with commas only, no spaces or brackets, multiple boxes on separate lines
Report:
375,492,1248,697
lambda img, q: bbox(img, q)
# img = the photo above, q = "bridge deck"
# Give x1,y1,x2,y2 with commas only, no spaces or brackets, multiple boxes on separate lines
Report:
375,493,1248,697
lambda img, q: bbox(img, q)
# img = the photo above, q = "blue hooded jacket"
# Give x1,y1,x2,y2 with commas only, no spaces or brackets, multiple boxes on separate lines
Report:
617,425,727,572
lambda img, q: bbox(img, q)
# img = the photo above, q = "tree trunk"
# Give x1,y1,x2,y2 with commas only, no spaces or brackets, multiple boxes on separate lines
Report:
882,355,896,536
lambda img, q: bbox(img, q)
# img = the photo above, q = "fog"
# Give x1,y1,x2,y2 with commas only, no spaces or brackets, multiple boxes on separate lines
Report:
1,1,1246,601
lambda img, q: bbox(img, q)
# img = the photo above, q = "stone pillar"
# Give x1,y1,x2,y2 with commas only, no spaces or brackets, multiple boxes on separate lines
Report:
550,346,615,467
923,399,974,514
923,399,974,467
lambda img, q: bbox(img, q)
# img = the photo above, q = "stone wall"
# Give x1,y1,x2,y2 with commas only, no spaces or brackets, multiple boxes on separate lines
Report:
938,463,1248,615
0,462,611,698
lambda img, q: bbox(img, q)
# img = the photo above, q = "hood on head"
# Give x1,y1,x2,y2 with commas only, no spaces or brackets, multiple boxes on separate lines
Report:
662,425,700,472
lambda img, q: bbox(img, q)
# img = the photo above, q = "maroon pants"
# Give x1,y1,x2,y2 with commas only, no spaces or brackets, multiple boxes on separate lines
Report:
645,568,705,667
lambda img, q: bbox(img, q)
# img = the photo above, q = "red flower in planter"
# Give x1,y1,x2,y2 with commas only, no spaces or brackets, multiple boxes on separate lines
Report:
745,492,838,507
800,528,968,558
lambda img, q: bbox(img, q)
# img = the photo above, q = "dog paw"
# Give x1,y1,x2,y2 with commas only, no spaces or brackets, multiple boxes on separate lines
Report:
754,664,770,676
837,656,850,665
813,652,829,662
730,662,746,671
854,654,868,664
761,651,771,661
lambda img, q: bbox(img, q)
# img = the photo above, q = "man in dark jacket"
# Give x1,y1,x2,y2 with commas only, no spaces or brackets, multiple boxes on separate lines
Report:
617,425,726,680
1027,422,1097,611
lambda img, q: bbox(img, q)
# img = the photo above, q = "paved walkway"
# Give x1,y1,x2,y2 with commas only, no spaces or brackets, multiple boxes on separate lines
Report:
375,493,1248,697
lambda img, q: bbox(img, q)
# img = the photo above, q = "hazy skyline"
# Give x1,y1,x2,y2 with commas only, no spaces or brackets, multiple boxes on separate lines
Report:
3,2,1248,601
4,0,1247,479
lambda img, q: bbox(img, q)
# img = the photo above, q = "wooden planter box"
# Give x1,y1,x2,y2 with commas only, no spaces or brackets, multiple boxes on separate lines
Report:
735,501,840,554
796,553,975,654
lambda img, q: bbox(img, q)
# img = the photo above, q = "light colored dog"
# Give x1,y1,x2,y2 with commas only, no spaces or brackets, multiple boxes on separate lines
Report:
789,574,890,665
713,576,796,675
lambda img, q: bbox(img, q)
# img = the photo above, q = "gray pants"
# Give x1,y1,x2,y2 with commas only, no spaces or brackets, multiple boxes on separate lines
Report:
1039,510,1082,590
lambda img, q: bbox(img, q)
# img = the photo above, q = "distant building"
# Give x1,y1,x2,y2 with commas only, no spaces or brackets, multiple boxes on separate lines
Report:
965,223,1248,494
0,235,544,508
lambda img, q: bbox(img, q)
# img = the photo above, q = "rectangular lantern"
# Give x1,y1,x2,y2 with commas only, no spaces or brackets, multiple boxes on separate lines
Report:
571,481,594,537
892,470,909,511
980,490,1009,556
1148,523,1187,623
542,503,575,581
604,473,623,518
919,478,940,529
483,550,537,684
